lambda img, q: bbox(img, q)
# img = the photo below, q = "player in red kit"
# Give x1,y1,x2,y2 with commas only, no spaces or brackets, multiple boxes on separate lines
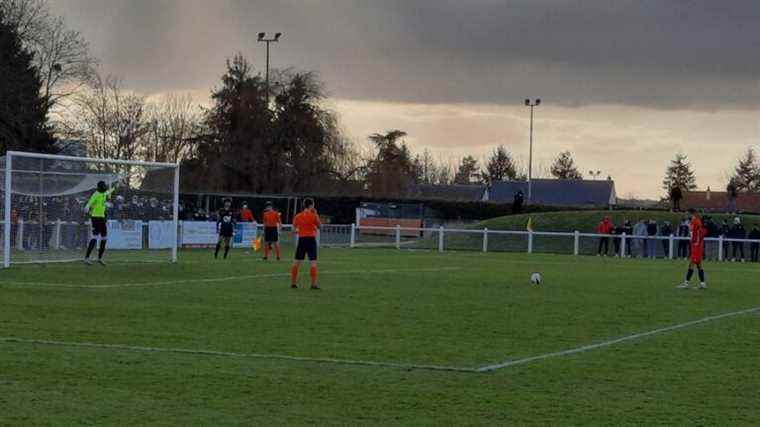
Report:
678,209,707,289
290,198,321,289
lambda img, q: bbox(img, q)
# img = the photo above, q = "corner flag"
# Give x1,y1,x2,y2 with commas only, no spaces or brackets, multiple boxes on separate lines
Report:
526,217,534,232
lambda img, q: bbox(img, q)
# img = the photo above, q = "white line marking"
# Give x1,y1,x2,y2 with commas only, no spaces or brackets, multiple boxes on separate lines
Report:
478,306,760,372
0,337,476,373
1,267,462,289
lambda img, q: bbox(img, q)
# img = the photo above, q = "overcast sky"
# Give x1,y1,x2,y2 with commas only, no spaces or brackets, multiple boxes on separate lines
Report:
50,0,760,198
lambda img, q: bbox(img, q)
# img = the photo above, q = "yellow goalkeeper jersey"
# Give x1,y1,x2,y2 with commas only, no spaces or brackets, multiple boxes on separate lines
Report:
86,188,114,218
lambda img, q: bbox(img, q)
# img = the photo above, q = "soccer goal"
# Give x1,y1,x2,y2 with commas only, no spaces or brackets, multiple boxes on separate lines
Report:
1,151,180,267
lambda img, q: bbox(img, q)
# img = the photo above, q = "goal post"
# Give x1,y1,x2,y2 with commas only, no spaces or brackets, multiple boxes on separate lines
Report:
1,151,180,268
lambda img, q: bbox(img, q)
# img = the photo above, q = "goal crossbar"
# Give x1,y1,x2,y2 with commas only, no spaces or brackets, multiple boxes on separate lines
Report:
6,151,178,168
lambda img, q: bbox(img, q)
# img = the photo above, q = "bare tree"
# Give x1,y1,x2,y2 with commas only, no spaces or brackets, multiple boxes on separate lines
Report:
327,136,367,184
144,93,202,163
59,73,148,160
1,0,97,110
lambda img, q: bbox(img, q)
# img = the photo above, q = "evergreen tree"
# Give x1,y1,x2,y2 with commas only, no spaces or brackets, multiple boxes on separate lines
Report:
730,147,759,192
483,145,517,185
0,12,55,154
550,151,583,180
453,155,481,184
192,54,345,193
662,153,697,196
365,130,416,196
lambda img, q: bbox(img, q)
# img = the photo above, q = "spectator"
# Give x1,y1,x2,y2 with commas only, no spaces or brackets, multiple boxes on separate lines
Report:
726,180,738,214
513,191,524,214
239,202,255,222
670,185,682,212
612,221,624,257
730,217,746,262
660,220,673,257
193,209,208,221
646,219,658,259
633,219,648,258
622,219,633,257
596,216,614,256
749,225,760,262
719,219,731,261
677,217,690,259
703,216,719,261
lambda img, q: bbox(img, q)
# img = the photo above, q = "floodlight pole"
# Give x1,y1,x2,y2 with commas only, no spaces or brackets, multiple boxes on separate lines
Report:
525,98,541,203
257,32,282,107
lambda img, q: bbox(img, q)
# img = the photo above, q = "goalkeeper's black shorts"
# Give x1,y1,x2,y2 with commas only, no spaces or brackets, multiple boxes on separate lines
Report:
91,218,107,237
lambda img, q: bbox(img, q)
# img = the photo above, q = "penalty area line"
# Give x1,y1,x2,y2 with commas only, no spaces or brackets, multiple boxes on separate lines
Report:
0,336,477,374
0,267,462,289
478,306,760,373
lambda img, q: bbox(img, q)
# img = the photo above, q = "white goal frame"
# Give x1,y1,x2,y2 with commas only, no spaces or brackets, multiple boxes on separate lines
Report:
2,151,180,268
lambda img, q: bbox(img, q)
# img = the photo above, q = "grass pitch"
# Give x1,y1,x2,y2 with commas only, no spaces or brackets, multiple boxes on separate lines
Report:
1,248,759,425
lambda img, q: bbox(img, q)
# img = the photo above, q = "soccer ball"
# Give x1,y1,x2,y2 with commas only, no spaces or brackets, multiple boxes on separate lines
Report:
530,272,542,286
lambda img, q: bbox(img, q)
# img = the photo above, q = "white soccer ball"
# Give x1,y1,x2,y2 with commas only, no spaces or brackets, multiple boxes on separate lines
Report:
530,272,542,286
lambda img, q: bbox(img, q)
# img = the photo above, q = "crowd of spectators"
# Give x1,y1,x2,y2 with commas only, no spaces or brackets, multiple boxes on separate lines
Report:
1,193,269,251
2,192,178,251
596,216,760,262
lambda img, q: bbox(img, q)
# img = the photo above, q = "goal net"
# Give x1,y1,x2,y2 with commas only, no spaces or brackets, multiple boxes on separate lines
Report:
1,151,179,267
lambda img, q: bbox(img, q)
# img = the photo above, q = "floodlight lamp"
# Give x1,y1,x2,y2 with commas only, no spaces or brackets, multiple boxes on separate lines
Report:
258,32,265,40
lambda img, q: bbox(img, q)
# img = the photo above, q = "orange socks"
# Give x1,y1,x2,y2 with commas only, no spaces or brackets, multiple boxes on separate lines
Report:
275,245,281,259
291,265,318,287
310,266,318,286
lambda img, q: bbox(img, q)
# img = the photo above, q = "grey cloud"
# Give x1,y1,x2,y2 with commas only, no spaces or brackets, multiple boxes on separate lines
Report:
49,0,760,108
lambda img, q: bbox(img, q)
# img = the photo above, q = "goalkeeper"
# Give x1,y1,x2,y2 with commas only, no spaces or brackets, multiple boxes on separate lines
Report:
84,180,115,266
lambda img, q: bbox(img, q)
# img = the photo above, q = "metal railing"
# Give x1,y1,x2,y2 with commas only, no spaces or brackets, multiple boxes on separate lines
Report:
349,224,760,261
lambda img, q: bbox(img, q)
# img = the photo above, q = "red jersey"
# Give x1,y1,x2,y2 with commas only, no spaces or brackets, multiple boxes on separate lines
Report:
293,208,321,238
262,210,281,227
690,216,705,246
689,216,705,263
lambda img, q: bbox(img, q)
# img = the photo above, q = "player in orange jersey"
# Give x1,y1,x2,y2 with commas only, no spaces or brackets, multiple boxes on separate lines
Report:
290,198,321,289
678,209,707,289
261,201,282,261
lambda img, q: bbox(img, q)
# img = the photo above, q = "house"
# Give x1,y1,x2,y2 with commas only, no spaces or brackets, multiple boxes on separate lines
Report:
682,189,760,213
488,179,617,208
408,184,488,202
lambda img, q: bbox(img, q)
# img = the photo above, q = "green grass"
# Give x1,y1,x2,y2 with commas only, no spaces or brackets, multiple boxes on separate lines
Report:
1,248,759,425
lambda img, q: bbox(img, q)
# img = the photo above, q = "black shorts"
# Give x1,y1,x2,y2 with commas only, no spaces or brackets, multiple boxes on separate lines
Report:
295,237,318,261
264,227,279,243
91,218,107,237
218,234,232,245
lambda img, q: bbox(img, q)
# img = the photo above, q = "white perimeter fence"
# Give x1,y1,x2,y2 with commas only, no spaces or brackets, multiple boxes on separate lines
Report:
350,225,760,262
1,221,758,262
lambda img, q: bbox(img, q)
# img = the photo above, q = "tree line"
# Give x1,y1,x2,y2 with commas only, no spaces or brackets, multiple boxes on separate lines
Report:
662,147,760,201
662,147,760,205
